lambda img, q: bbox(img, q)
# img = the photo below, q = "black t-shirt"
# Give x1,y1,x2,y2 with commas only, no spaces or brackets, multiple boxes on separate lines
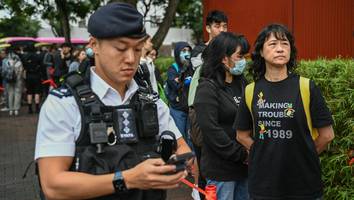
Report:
235,74,333,199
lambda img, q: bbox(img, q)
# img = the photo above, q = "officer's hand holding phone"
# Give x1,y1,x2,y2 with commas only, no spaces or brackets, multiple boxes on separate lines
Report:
166,152,195,173
122,158,188,190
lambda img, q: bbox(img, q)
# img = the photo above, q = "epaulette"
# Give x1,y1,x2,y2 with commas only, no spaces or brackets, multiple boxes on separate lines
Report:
49,86,73,98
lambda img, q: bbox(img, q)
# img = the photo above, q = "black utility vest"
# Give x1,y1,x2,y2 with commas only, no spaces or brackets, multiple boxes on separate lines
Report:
63,71,165,200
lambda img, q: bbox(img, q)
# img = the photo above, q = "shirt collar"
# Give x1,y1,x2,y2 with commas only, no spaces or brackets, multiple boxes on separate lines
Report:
140,57,152,64
90,67,139,105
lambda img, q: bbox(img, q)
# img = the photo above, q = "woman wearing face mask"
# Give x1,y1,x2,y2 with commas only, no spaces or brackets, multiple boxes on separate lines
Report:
76,46,95,73
194,32,250,200
68,49,87,72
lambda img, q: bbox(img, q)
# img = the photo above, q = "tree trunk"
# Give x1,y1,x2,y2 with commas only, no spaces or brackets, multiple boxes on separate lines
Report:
109,0,138,8
152,0,180,50
55,0,71,43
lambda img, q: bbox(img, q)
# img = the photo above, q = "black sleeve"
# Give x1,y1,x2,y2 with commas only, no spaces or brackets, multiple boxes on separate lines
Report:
194,80,247,162
310,81,333,128
234,92,253,131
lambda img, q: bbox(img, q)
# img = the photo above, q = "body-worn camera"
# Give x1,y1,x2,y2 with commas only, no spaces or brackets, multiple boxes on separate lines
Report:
135,88,159,138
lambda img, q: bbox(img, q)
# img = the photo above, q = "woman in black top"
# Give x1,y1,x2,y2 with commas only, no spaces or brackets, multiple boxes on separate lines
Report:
194,32,250,200
235,24,335,200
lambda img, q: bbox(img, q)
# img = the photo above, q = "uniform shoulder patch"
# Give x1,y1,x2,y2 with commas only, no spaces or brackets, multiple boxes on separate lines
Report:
49,86,73,98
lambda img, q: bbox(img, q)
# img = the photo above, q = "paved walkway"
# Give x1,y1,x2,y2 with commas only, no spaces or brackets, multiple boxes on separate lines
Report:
0,107,193,200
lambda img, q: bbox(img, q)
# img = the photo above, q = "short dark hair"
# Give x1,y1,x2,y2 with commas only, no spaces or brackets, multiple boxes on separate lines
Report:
201,32,249,86
251,23,297,81
206,10,228,26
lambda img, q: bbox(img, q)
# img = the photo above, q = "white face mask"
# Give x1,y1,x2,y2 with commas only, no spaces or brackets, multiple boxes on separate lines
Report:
229,58,246,75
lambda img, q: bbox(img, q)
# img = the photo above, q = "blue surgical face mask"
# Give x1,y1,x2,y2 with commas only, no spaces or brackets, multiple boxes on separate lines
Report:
85,47,94,58
180,51,191,62
229,58,246,75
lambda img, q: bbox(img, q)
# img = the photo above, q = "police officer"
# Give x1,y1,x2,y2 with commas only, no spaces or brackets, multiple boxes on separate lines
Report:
34,2,191,199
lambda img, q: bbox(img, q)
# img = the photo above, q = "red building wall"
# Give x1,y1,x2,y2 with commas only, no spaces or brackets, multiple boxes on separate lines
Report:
203,0,353,59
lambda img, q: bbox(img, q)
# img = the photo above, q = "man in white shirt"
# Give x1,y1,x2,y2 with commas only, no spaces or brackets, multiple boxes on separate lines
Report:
35,2,191,199
139,36,159,92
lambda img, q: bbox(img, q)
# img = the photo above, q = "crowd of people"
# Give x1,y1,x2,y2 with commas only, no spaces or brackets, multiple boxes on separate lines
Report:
0,42,91,116
135,10,335,200
2,2,335,200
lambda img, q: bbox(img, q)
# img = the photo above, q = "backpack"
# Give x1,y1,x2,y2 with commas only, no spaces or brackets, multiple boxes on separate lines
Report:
2,56,22,83
189,79,218,147
245,76,319,140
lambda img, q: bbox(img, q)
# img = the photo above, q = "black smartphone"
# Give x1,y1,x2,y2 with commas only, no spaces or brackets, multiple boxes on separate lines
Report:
166,152,195,172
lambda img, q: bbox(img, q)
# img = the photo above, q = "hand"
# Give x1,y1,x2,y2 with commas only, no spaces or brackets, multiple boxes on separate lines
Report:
122,158,187,190
184,76,192,86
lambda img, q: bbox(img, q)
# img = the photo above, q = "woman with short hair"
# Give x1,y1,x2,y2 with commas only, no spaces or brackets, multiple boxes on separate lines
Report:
235,24,334,200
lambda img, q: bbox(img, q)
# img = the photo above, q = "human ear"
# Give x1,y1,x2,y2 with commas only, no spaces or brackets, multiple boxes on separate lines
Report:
90,37,99,55
206,26,211,33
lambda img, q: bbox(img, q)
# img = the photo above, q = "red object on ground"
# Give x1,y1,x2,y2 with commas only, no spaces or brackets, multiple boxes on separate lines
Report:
0,86,4,92
205,184,217,200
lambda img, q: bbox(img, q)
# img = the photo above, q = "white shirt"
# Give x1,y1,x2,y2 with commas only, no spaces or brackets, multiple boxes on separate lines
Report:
140,57,158,92
35,67,181,160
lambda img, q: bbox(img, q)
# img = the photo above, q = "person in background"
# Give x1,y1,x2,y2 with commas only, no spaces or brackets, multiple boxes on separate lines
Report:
194,32,250,200
166,42,194,148
139,36,158,92
188,10,229,199
235,24,335,200
0,49,9,111
42,45,57,96
147,48,157,61
69,49,87,72
146,48,168,104
53,42,72,86
22,45,43,114
1,48,24,116
147,48,163,86
76,44,95,74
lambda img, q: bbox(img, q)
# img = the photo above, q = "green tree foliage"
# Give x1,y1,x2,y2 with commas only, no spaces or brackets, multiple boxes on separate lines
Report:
0,0,101,42
174,0,203,44
0,15,41,37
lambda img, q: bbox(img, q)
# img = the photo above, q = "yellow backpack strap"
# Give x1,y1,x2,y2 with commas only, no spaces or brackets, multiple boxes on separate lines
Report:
245,82,255,135
245,82,255,113
299,77,319,140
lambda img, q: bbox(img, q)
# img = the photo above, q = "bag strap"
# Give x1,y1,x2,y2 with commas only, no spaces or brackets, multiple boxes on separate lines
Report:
299,77,319,140
65,72,102,146
172,63,179,73
245,82,255,136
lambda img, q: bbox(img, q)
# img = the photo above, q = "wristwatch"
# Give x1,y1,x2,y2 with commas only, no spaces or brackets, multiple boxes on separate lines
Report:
112,171,128,193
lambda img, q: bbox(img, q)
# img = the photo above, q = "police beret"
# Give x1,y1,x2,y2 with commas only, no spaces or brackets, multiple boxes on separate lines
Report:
88,2,146,39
